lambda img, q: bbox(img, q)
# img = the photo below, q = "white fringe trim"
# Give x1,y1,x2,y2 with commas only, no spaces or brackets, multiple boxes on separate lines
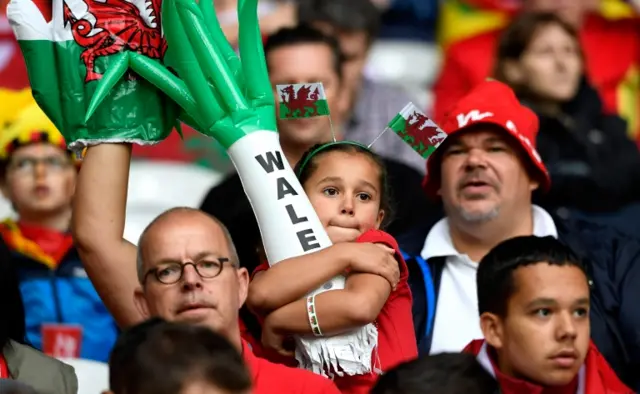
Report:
295,323,379,378
68,138,160,157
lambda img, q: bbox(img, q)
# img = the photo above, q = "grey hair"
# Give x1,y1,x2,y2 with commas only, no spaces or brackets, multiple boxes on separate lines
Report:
136,207,240,284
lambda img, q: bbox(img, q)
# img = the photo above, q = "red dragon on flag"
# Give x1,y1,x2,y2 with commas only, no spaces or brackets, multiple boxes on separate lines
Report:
63,0,166,82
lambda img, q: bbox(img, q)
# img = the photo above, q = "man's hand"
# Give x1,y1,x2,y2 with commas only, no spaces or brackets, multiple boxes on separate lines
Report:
341,243,400,290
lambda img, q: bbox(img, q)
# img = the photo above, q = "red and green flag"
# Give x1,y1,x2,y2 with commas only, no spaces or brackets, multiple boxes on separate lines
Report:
388,102,448,159
276,83,330,119
7,0,174,151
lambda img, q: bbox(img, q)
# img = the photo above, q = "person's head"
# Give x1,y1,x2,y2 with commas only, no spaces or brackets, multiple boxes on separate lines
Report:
134,208,248,343
423,80,550,225
295,142,392,243
477,236,590,386
109,318,251,394
0,239,26,349
265,25,347,154
298,0,380,106
494,12,583,107
371,352,498,394
521,0,596,28
0,101,77,221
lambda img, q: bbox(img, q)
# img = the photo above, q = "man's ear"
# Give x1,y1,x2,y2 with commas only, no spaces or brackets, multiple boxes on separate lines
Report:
133,286,151,319
529,177,540,192
237,267,250,307
480,312,504,349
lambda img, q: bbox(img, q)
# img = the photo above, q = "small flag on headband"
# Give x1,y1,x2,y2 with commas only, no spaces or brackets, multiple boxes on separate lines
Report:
387,103,448,159
276,83,330,119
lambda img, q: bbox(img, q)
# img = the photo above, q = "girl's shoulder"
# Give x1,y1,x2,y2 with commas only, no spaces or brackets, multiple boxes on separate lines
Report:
356,230,408,280
355,230,399,251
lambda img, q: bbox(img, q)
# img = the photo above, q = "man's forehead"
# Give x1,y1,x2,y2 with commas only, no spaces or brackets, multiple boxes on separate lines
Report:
448,127,508,146
142,213,230,257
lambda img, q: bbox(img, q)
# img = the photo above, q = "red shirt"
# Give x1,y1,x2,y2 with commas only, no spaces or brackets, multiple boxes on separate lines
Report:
248,229,418,394
242,340,340,394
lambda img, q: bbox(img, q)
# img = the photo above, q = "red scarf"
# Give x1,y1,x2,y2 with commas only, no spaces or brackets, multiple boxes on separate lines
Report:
0,352,9,378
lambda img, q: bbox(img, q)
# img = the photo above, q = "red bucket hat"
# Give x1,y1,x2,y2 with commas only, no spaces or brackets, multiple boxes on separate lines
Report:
422,79,550,197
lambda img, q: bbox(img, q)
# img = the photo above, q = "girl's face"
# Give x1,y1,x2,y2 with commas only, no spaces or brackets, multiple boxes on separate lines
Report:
510,23,582,103
303,151,384,243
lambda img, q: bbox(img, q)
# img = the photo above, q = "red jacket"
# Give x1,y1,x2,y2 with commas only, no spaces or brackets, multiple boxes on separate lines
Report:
433,14,640,142
464,339,633,394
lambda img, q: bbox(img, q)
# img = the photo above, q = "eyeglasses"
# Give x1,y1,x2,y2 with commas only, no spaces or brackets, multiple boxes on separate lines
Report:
8,156,72,175
143,258,232,285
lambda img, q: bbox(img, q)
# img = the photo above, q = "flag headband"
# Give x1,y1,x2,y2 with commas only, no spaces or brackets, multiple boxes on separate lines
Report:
296,140,371,177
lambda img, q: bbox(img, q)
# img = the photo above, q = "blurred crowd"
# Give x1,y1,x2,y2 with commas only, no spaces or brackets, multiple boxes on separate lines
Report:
0,0,640,393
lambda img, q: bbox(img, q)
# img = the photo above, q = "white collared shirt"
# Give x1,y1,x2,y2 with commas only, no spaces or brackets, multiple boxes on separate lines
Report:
422,206,558,354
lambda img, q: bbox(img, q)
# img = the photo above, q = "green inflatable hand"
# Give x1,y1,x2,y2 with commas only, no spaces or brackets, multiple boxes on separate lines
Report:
7,0,178,152
87,0,276,148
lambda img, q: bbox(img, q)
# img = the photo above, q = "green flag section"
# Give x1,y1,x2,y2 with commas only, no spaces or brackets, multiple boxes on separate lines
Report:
276,83,330,119
388,102,448,159
7,0,175,151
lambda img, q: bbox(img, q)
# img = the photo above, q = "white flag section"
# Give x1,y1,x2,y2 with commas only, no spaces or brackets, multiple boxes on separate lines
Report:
228,130,377,377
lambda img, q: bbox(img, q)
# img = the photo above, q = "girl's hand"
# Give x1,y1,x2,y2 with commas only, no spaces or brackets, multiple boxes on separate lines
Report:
262,320,295,357
342,243,400,290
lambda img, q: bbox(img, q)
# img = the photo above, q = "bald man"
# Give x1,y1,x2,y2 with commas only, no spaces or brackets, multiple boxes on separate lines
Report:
72,144,340,394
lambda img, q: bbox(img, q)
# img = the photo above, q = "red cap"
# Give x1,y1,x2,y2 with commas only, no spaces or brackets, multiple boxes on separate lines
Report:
423,79,550,197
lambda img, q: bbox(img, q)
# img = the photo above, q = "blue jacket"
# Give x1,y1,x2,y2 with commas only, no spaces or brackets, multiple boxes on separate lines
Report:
398,216,640,391
1,221,118,362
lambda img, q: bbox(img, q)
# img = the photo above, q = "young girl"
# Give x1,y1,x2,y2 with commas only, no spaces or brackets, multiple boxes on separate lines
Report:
246,141,417,393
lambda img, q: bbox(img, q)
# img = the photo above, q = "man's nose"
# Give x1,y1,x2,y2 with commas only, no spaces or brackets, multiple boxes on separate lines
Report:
464,148,487,169
180,264,202,289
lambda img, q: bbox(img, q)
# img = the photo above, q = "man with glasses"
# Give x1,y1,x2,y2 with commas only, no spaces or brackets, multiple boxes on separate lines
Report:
72,143,340,393
0,97,118,362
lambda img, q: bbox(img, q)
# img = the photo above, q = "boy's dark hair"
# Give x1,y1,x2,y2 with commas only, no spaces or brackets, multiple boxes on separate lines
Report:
297,0,381,43
493,12,583,96
477,235,588,316
371,352,498,394
264,24,344,80
109,318,251,394
295,142,394,228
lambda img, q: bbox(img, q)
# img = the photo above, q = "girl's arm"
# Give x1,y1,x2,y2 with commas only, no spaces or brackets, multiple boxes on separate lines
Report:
263,260,396,336
248,243,397,316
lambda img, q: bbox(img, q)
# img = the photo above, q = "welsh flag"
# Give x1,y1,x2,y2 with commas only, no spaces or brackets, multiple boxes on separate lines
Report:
276,83,330,119
388,102,448,159
7,0,174,149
